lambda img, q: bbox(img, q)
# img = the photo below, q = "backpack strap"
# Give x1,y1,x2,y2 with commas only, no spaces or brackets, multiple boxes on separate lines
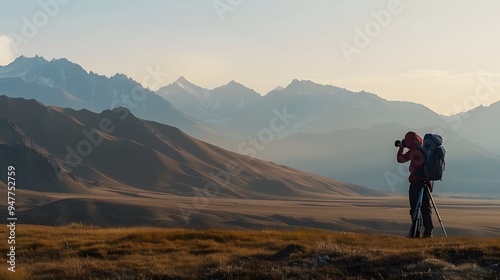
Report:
413,141,428,180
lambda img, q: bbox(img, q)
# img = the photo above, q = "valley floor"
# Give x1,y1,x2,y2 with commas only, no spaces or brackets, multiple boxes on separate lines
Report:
5,187,500,237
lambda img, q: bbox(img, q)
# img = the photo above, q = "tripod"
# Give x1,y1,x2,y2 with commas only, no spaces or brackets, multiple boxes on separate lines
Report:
410,180,447,238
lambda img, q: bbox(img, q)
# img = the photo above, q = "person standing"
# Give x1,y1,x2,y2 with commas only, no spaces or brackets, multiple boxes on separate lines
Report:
397,131,434,238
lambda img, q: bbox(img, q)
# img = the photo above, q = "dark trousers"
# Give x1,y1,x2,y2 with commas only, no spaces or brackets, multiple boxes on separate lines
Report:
409,181,434,230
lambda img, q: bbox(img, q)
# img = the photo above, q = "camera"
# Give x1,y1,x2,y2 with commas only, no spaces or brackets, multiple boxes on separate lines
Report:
394,139,406,148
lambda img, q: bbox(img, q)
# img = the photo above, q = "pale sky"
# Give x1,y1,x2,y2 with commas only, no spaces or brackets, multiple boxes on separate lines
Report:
1,0,500,115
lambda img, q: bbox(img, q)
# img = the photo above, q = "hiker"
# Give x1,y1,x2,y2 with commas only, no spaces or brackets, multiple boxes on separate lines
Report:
396,131,434,238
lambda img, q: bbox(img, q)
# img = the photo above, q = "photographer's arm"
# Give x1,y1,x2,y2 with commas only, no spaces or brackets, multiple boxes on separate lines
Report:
397,146,409,163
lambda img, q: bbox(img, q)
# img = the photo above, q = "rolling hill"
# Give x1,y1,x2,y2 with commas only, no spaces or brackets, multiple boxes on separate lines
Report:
0,95,385,226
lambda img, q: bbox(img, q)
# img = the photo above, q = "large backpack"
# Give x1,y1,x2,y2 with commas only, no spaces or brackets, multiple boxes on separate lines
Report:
422,134,446,181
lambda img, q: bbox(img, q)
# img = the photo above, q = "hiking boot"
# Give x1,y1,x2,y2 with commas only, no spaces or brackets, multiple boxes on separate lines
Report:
423,229,433,238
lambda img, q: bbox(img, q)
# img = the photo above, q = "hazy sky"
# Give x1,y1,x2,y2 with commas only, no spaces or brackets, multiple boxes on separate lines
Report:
1,0,500,115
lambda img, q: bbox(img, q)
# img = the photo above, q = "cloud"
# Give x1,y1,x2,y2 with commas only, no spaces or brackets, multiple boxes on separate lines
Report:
0,35,16,66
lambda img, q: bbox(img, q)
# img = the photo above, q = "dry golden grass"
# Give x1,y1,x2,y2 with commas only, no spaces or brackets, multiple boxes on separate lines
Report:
1,223,499,279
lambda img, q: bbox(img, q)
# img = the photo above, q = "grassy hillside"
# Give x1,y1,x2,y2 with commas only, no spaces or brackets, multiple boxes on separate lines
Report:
2,224,499,280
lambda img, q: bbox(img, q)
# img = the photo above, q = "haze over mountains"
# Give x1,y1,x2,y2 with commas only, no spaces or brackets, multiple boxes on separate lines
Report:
159,77,447,139
158,75,500,195
157,77,261,127
1,56,499,197
1,95,379,197
0,55,222,143
0,95,386,226
449,102,500,155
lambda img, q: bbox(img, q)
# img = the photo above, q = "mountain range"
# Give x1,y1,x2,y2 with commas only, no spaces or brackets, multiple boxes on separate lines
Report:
448,102,500,155
159,77,449,140
0,95,386,226
157,75,500,195
0,55,223,144
1,56,499,197
156,77,261,127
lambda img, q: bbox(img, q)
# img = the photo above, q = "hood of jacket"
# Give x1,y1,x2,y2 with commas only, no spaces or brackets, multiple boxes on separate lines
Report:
404,131,422,150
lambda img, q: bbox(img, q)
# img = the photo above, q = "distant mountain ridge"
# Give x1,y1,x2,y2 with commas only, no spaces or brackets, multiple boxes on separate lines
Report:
0,55,221,143
157,77,261,126
159,77,448,139
448,101,500,155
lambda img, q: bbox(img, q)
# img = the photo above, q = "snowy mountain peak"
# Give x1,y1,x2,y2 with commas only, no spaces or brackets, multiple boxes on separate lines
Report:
33,55,48,63
175,76,191,85
174,76,204,91
157,76,209,98
5,55,46,69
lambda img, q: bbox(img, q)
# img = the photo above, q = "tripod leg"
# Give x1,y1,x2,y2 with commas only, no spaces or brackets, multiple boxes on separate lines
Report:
426,188,448,237
410,187,424,238
410,213,421,238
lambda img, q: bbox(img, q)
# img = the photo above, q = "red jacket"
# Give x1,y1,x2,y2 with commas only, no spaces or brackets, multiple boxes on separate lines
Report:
397,131,425,183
